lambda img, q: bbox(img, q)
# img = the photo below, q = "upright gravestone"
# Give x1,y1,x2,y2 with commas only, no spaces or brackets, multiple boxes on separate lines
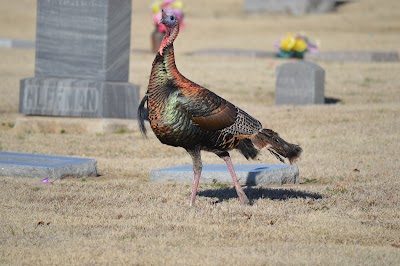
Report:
19,0,139,119
275,61,325,105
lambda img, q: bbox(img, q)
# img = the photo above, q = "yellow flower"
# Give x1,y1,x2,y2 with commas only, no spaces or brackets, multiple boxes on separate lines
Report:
151,1,162,13
171,0,183,9
293,38,307,52
280,33,296,51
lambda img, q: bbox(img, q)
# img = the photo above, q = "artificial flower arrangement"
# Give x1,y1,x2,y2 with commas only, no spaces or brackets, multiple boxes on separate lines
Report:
151,0,185,33
275,33,319,59
150,0,185,53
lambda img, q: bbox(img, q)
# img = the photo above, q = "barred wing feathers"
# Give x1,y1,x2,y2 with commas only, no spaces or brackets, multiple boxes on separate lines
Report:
178,84,262,136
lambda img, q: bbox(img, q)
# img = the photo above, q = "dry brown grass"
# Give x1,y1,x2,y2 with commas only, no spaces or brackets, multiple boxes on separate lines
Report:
1,0,400,265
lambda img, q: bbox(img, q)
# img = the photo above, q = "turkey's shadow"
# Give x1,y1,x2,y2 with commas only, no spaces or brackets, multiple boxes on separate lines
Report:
198,187,323,205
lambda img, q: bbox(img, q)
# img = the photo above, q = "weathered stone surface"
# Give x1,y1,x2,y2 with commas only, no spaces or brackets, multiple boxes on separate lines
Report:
20,77,139,118
150,164,299,186
275,61,325,105
19,0,139,119
0,152,97,179
244,0,336,15
305,51,400,62
35,0,132,82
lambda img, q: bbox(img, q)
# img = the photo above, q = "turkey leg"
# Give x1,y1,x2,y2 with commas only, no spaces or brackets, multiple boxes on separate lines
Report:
187,148,202,206
220,153,250,205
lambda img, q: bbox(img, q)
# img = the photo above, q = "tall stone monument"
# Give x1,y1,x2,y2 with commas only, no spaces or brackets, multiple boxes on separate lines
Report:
20,0,139,119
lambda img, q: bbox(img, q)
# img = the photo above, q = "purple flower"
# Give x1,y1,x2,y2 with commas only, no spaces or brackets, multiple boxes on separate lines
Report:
41,178,53,185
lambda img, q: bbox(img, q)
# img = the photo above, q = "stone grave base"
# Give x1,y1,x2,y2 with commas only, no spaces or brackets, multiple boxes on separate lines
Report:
150,164,299,186
0,152,97,179
20,77,140,119
14,116,138,134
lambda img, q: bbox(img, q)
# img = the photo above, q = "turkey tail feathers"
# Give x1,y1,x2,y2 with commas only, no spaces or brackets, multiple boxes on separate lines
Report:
138,94,148,137
251,129,302,164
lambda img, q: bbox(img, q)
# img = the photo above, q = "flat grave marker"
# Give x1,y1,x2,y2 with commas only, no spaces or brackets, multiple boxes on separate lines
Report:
191,49,400,63
0,152,97,179
150,164,299,186
244,0,336,15
305,51,400,62
191,49,276,58
0,38,35,49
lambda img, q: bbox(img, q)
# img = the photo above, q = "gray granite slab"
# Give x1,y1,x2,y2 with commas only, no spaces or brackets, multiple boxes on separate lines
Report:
150,164,299,186
305,51,400,62
0,152,97,179
0,38,35,49
20,77,140,119
244,0,336,15
275,61,325,105
191,49,276,58
35,0,132,82
191,49,399,63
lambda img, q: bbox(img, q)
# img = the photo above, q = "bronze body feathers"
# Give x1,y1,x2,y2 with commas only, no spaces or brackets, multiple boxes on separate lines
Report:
138,10,302,206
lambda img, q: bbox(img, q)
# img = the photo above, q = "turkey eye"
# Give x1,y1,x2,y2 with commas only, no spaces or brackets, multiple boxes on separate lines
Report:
170,16,174,20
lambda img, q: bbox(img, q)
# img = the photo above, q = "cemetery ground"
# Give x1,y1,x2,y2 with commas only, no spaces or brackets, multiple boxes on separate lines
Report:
1,0,400,265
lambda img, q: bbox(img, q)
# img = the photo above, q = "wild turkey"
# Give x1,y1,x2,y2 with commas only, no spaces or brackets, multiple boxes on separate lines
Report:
138,10,302,206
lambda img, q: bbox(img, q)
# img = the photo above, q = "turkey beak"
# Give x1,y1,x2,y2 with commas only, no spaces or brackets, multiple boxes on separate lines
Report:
159,9,166,25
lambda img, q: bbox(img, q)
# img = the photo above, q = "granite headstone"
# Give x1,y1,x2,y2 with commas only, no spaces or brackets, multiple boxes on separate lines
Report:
275,61,325,105
19,0,139,119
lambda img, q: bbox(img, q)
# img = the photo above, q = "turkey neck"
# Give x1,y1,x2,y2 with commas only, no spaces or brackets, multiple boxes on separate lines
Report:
159,24,179,56
148,25,185,95
148,44,183,93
